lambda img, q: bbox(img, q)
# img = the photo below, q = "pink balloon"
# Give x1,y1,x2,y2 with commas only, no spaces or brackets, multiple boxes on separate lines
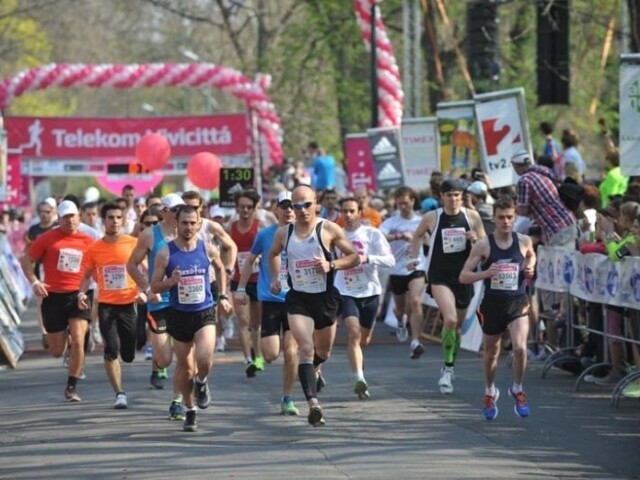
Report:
135,133,171,171
187,152,222,190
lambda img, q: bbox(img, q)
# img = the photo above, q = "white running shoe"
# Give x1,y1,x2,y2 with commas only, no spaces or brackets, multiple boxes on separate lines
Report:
222,316,236,340
114,393,128,409
438,366,454,394
91,325,103,345
215,336,226,352
396,315,409,343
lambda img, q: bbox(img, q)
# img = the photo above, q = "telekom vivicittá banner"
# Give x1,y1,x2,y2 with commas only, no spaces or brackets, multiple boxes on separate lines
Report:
5,114,250,158
474,88,532,188
345,133,376,192
619,56,640,176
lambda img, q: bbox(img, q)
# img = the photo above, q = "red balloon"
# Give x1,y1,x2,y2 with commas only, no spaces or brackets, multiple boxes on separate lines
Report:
135,133,171,171
187,152,222,190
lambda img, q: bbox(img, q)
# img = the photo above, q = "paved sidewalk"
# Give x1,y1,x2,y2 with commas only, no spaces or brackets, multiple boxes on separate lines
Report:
0,309,639,479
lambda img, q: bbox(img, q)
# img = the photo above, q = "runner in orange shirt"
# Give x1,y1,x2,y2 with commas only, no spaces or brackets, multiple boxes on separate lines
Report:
79,201,141,409
20,200,95,402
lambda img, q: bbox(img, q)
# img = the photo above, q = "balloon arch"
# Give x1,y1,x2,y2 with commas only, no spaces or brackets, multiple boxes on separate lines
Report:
0,62,283,166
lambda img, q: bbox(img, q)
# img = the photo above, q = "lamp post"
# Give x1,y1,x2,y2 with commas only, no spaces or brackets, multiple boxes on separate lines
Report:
370,1,379,128
230,0,264,74
181,49,215,114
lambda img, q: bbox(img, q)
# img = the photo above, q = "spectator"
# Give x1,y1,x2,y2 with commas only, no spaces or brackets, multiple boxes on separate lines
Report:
307,141,336,191
560,128,586,182
539,121,562,177
599,148,628,208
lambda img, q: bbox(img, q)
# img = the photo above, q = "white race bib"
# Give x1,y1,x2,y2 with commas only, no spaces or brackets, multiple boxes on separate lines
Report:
343,266,367,294
278,261,290,293
442,228,467,254
490,263,519,291
57,248,83,273
178,275,206,304
293,259,323,289
103,264,127,290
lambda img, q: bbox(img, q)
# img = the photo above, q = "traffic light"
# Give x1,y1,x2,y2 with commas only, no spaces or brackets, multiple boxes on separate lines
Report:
537,0,570,105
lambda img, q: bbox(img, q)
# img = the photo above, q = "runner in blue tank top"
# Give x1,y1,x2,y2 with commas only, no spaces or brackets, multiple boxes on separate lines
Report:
151,205,232,432
127,193,186,418
459,197,536,421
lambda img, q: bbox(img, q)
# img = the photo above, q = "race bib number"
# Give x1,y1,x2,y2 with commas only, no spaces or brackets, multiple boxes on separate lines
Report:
278,262,290,293
442,228,466,254
343,266,366,294
293,259,323,289
57,248,83,273
178,275,206,304
238,251,259,273
490,263,519,291
103,264,127,290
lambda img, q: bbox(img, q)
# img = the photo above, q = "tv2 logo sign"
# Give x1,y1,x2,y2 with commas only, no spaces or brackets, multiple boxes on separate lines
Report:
481,118,522,171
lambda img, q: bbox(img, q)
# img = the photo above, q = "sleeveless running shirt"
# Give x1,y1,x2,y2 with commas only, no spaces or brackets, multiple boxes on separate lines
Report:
481,232,526,297
166,240,213,312
285,219,333,294
147,224,171,312
231,218,260,283
427,208,472,285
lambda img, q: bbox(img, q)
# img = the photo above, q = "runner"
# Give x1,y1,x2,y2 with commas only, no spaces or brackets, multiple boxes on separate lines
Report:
459,197,536,419
379,187,427,357
408,179,486,394
126,193,185,419
334,197,395,399
228,189,265,377
150,205,232,432
78,201,141,409
19,200,95,402
25,200,58,349
268,185,360,427
234,190,300,415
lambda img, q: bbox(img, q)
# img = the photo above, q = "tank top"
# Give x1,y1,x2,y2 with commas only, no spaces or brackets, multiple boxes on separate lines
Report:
285,219,333,294
166,240,213,312
481,232,526,297
427,208,472,285
231,218,260,283
147,224,171,312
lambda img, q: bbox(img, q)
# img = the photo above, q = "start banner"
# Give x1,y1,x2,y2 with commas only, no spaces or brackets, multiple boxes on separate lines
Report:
4,114,250,158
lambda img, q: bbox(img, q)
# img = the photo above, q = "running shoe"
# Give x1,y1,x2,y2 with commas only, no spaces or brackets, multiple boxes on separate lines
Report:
410,340,425,359
169,400,185,421
354,379,370,399
483,388,500,421
183,410,198,432
64,386,81,402
144,345,153,361
91,325,103,346
78,368,86,380
507,387,530,418
308,405,325,427
280,399,300,416
438,366,455,394
396,322,409,343
215,336,226,352
222,316,235,339
150,371,165,390
114,393,128,409
254,356,265,371
316,370,327,393
157,368,168,379
622,383,640,398
245,360,258,378
194,379,211,409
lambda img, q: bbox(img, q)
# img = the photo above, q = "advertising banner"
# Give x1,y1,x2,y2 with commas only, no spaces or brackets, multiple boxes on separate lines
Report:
435,100,480,175
4,114,250,158
619,55,640,176
366,126,406,190
344,133,376,192
219,167,255,208
474,88,532,188
401,117,440,190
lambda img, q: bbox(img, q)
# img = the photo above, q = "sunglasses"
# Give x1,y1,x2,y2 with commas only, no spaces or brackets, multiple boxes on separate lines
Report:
164,206,181,214
142,220,159,226
278,202,293,210
293,201,313,211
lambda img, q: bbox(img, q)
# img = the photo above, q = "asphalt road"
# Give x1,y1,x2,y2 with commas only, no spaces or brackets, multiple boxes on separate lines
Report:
1,308,639,480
